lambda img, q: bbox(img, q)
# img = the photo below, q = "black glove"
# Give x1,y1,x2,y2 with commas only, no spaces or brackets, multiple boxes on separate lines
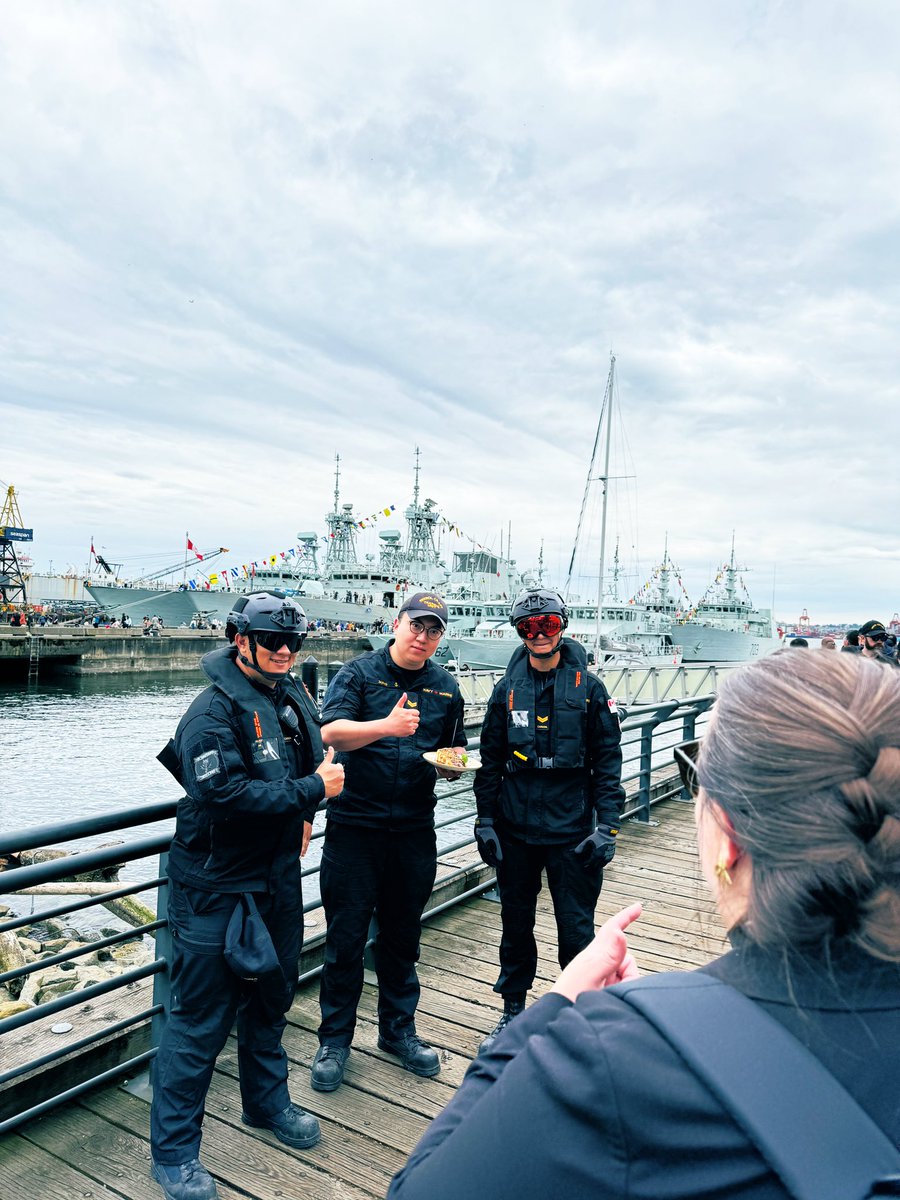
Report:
474,817,503,868
574,824,618,869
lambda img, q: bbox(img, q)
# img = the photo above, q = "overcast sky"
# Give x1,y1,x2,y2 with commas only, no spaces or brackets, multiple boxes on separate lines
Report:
2,1,899,624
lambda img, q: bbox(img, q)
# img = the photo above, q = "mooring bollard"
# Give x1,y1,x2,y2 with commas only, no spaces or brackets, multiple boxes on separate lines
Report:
301,655,319,697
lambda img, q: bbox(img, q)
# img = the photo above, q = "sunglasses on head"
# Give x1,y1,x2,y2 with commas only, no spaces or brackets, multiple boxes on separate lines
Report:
254,630,306,653
674,740,700,797
515,614,563,640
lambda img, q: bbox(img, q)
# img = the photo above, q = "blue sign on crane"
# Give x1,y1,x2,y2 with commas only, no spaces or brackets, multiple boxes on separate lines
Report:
0,527,33,542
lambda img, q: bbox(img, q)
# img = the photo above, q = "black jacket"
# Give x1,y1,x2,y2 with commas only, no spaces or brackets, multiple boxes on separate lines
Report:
389,931,900,1199
319,644,464,830
161,645,325,892
474,640,623,841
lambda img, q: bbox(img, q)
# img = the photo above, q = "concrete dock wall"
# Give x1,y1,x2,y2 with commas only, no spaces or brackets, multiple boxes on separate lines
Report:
0,630,372,678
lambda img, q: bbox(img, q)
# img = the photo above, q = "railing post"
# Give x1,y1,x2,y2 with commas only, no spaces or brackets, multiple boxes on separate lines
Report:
151,850,172,1052
681,694,717,744
635,722,654,822
682,708,698,743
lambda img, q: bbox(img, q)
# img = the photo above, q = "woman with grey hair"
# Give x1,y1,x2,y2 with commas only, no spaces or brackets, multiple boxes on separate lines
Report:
388,650,900,1199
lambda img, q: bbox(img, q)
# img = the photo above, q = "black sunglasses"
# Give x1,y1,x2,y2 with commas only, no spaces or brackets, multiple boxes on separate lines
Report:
254,630,306,653
674,740,700,797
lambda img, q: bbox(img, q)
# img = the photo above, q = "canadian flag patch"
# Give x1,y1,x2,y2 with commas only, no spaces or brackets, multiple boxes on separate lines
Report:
607,697,619,715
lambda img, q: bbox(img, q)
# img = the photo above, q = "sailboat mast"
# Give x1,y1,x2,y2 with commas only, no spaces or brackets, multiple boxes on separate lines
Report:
593,355,615,656
564,363,610,596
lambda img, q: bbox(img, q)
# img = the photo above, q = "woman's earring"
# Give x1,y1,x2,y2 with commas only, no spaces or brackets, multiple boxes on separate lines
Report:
715,857,733,887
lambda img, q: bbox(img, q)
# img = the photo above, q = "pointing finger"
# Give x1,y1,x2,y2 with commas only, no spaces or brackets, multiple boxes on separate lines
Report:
602,903,643,934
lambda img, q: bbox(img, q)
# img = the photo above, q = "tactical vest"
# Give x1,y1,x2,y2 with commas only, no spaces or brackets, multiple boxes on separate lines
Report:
505,653,588,771
160,647,324,785
225,664,324,781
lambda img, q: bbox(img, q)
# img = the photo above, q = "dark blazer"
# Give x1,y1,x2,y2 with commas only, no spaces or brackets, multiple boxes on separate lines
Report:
388,931,900,1199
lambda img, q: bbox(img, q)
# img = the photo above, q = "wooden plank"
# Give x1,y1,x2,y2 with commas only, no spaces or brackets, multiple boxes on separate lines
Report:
283,999,478,1087
0,795,725,1200
0,977,155,1121
80,1086,375,1200
0,1134,130,1200
214,1036,431,1159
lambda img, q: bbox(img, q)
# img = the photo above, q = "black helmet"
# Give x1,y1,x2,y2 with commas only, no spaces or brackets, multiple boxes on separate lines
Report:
226,591,308,642
509,589,568,628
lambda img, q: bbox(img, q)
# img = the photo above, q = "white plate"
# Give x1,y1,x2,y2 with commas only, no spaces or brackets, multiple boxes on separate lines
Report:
423,750,482,772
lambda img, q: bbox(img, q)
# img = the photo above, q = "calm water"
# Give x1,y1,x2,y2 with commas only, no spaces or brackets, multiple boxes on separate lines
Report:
1,672,478,918
2,672,199,833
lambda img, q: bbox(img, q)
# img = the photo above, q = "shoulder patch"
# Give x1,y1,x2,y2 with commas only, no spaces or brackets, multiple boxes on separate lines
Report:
193,748,222,782
607,697,619,715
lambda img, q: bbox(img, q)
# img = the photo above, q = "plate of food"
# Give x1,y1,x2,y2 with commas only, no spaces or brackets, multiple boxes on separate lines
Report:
423,748,482,773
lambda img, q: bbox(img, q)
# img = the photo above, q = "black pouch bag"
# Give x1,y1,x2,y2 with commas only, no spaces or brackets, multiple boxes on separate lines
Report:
224,893,281,981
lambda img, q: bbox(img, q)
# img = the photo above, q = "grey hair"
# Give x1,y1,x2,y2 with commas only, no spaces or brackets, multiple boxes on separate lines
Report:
698,650,900,961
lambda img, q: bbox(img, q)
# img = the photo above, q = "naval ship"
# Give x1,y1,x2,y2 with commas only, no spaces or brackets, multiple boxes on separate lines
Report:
85,456,524,632
676,543,782,662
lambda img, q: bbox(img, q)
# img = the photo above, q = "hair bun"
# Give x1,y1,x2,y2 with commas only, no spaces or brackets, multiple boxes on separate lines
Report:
868,745,900,793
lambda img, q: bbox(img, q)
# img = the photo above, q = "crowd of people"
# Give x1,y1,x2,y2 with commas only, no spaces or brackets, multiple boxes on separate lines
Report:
788,617,900,665
139,585,899,1200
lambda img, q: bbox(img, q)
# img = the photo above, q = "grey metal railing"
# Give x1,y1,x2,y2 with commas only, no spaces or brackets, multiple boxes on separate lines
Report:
0,695,713,1133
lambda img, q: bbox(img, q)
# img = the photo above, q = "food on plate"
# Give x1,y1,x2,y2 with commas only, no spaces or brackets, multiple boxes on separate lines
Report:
435,747,468,770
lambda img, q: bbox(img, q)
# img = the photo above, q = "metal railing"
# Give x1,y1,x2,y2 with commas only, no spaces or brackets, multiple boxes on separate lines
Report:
0,695,714,1133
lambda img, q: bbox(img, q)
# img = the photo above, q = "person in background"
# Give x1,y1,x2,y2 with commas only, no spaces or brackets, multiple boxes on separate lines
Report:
387,650,900,1200
841,629,861,654
820,635,837,650
150,592,344,1200
310,592,464,1093
788,636,809,647
858,619,900,668
472,588,624,1053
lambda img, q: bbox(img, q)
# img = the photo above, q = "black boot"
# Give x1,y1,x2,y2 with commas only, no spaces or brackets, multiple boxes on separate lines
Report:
377,1028,441,1077
478,996,526,1056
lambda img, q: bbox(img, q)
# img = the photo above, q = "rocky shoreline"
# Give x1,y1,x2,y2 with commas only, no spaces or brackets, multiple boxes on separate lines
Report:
0,911,154,1019
0,845,157,1021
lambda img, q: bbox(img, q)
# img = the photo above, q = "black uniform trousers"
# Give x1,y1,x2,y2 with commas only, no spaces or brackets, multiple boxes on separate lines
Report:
317,822,437,1045
494,832,604,998
150,879,303,1165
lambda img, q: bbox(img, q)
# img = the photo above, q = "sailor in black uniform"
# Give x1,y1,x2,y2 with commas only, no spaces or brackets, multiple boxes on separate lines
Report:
150,592,344,1200
473,588,624,1052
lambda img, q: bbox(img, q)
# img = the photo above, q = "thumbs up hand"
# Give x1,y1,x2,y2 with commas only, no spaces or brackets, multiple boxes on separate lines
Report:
383,691,420,738
316,744,345,797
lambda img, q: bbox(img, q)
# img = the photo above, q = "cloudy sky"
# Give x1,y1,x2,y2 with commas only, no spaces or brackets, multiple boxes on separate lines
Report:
2,1,899,624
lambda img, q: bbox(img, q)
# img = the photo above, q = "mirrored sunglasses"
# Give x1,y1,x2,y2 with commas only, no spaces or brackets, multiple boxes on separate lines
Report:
254,630,306,653
674,740,700,797
516,614,563,640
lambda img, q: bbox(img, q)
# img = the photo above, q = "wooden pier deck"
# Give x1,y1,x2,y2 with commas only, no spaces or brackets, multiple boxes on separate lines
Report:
0,799,726,1200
